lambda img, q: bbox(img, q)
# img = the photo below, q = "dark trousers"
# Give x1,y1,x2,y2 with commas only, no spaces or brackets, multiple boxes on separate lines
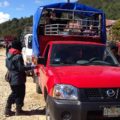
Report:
7,84,25,107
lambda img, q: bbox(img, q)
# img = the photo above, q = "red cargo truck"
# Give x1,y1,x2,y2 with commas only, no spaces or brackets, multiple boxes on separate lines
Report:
32,3,120,120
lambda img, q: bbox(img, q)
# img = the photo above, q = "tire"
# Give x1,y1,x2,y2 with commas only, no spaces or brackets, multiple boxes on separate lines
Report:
46,99,52,120
36,82,42,94
35,76,42,94
33,74,37,83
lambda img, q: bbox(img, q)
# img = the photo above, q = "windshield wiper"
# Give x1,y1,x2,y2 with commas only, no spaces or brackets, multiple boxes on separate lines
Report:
76,60,90,65
89,60,120,66
110,64,120,67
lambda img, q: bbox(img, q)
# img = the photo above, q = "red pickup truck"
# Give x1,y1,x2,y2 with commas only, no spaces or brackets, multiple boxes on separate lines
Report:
32,3,120,120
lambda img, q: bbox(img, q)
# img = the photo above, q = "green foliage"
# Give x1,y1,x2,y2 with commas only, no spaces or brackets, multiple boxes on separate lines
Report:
112,19,120,41
0,16,33,40
0,1,120,40
79,0,120,20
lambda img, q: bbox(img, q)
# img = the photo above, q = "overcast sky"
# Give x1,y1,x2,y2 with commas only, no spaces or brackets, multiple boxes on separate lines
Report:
0,0,77,24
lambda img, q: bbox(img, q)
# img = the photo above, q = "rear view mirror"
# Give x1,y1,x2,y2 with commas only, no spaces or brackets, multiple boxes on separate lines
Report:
37,57,46,65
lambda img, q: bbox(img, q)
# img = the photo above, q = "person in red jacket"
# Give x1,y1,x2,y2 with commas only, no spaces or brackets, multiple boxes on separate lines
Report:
5,40,35,116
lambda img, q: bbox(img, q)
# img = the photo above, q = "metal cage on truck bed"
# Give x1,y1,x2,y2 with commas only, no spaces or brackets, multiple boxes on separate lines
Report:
43,8,101,37
32,2,106,56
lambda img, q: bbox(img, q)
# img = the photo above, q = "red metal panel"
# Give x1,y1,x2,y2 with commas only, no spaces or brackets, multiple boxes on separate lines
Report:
39,35,101,55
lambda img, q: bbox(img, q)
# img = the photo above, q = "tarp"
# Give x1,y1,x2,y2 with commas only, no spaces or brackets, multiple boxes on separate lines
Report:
32,2,106,57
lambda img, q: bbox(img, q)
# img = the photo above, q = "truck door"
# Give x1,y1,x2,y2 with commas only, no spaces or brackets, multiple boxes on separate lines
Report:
39,45,50,92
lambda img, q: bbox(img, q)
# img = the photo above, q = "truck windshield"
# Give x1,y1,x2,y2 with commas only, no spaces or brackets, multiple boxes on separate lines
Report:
50,44,118,66
28,36,32,49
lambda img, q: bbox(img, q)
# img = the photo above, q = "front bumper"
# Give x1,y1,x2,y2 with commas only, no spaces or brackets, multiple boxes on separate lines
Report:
47,96,120,120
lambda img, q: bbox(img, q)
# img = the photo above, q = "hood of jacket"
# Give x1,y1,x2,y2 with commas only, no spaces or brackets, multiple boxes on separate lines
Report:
7,48,21,60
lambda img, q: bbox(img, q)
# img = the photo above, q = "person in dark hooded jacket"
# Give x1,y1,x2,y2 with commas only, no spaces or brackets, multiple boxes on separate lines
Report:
5,40,35,116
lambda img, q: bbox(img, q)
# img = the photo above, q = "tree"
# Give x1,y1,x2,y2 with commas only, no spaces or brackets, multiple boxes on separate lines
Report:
78,0,120,20
112,19,120,41
0,16,33,39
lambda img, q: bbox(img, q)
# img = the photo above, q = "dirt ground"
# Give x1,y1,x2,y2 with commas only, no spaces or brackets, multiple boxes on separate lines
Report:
0,48,46,120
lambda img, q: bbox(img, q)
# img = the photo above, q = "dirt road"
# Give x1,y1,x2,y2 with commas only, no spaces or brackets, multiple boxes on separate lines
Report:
0,48,46,120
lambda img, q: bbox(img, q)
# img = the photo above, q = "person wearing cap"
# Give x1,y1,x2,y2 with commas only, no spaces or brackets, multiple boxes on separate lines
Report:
5,40,36,116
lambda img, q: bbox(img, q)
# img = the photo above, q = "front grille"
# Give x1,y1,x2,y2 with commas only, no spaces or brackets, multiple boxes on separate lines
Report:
85,89,101,98
83,88,120,101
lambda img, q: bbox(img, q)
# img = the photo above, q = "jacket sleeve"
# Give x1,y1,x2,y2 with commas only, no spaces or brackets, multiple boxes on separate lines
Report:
14,55,32,72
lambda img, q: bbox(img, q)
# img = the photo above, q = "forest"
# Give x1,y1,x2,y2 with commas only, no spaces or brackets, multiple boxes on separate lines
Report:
79,0,120,20
0,0,120,39
0,16,33,40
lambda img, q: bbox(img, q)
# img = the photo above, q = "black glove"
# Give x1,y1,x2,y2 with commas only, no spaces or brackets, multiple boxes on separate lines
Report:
31,65,37,69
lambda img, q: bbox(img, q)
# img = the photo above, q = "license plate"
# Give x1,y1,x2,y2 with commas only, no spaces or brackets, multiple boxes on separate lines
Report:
103,107,120,117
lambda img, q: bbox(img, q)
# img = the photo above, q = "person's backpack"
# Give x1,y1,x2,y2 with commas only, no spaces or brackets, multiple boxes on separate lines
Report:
5,70,11,82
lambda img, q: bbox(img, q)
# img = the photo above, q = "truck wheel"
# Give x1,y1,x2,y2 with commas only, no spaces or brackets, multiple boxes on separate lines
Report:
35,75,42,94
33,74,37,83
46,101,52,120
36,82,42,94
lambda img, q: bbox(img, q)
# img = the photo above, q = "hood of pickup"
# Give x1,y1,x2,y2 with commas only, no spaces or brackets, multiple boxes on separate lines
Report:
49,66,120,88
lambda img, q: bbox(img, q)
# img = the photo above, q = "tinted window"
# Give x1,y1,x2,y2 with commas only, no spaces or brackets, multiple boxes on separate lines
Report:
28,36,32,48
50,44,117,66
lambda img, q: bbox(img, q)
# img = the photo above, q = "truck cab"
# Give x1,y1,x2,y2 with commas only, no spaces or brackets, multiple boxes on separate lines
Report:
32,3,120,120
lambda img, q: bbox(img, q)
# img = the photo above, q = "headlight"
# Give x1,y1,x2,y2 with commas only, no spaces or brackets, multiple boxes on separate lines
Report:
53,84,78,100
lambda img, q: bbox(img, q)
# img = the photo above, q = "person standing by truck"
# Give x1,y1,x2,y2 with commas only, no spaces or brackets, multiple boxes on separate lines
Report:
5,40,35,116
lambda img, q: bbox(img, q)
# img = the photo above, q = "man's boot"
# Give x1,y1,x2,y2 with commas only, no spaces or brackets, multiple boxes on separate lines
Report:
4,103,14,117
15,105,26,116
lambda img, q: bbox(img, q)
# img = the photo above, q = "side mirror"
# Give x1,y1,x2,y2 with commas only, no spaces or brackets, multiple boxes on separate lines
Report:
37,57,46,65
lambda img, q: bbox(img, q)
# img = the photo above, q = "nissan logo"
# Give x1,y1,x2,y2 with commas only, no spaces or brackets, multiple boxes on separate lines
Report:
106,89,115,97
